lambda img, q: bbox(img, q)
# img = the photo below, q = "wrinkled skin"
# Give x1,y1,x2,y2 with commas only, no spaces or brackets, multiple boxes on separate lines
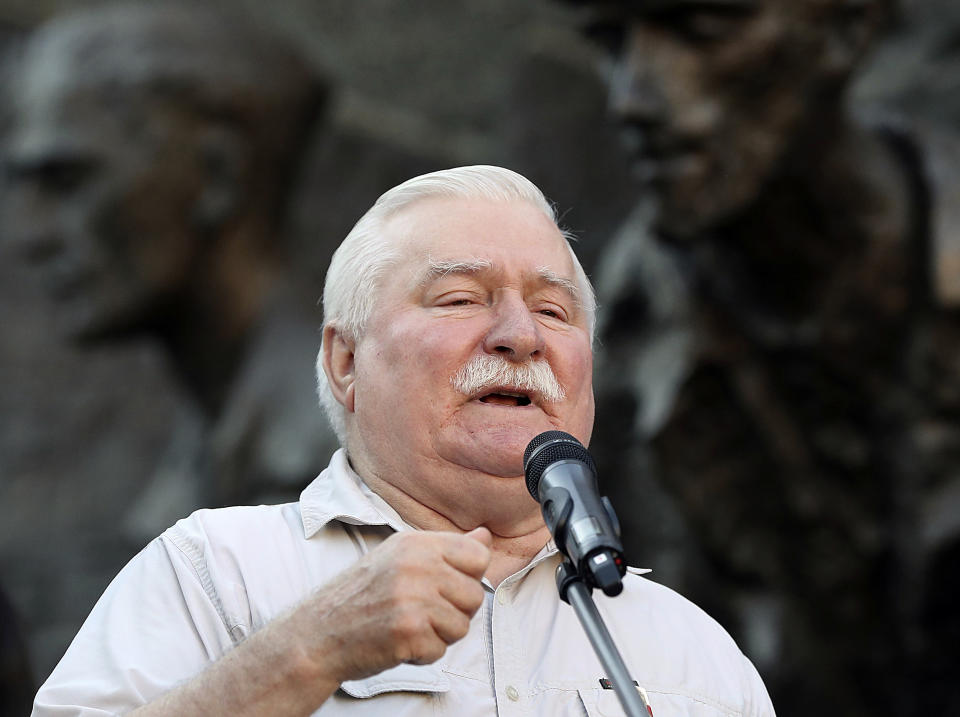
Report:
296,529,492,679
325,197,595,543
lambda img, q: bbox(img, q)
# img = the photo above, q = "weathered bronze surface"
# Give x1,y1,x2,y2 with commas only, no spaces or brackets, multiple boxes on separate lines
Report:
5,2,339,524
581,0,960,714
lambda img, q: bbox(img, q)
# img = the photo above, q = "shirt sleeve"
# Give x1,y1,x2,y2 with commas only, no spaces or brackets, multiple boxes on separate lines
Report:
32,532,237,716
741,651,777,717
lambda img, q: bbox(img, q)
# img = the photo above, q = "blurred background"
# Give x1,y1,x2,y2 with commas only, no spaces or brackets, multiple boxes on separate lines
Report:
0,0,958,715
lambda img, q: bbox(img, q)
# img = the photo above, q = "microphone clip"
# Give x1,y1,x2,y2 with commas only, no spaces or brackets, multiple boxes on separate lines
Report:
544,485,624,597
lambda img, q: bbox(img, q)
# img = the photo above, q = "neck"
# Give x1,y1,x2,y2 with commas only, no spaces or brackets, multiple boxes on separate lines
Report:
349,452,551,587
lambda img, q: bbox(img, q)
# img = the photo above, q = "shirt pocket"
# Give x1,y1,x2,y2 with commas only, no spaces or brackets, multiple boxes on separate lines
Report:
324,663,449,717
577,687,646,717
578,687,741,717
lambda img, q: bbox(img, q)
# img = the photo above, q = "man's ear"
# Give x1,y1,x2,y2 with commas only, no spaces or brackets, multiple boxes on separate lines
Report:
322,323,357,413
192,125,248,232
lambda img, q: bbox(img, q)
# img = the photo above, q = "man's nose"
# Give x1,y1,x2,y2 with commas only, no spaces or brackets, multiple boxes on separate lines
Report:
483,295,545,362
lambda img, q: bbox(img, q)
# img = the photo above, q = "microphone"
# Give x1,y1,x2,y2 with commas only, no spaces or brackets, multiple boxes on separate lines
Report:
524,431,626,596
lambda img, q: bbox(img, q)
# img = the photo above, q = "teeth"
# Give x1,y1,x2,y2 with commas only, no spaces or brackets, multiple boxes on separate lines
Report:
477,390,532,405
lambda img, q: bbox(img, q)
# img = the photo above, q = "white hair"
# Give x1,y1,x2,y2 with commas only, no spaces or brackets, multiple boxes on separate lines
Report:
315,165,596,445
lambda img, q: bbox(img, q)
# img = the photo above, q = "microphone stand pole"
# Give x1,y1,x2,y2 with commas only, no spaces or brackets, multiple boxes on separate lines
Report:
556,559,650,717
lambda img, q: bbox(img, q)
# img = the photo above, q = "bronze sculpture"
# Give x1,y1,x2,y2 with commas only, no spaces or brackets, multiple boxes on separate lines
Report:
574,0,960,714
5,2,339,537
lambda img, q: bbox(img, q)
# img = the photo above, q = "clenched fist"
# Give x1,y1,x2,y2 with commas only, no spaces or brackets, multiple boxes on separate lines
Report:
285,527,493,685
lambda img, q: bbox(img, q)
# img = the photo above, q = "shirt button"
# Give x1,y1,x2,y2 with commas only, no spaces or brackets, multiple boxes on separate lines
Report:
496,590,508,605
506,685,520,702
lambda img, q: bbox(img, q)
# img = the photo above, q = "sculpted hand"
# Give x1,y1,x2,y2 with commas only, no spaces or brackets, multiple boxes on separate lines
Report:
290,527,492,685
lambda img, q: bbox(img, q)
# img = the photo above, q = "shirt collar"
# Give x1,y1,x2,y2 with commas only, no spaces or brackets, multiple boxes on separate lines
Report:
299,449,413,538
300,449,650,573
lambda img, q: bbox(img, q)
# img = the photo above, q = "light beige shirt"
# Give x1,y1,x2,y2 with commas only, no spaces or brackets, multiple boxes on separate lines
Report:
33,450,774,716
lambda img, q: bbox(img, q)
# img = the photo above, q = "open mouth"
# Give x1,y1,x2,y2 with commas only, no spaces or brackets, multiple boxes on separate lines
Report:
477,391,532,407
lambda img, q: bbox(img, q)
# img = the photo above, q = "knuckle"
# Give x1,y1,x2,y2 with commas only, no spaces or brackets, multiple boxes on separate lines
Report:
384,531,422,558
398,634,445,666
390,533,440,570
465,583,485,612
391,609,429,643
416,637,447,664
446,537,487,570
464,541,491,568
449,613,471,642
394,531,422,549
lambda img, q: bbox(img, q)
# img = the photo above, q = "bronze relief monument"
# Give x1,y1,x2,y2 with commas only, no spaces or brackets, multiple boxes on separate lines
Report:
5,2,339,538
575,0,960,714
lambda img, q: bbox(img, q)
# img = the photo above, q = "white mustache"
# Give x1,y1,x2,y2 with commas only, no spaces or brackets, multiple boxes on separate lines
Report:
451,354,566,403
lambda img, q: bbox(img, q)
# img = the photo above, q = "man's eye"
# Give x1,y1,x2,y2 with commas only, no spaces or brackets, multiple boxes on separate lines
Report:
538,307,567,321
440,296,477,307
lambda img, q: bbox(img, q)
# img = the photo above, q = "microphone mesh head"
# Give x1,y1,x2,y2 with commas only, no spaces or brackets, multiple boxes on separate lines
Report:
523,431,595,499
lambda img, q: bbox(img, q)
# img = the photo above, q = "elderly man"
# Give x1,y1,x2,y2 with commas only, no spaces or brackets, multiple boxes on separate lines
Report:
32,166,775,716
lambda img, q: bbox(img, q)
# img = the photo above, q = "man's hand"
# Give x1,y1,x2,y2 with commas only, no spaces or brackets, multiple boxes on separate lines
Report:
297,527,493,683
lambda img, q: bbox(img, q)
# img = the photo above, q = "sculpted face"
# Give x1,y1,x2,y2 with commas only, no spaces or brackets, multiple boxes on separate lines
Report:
591,0,856,239
5,44,206,341
342,197,594,524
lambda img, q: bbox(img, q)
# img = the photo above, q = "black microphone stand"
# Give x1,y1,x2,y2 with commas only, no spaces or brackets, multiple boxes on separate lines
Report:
556,559,651,717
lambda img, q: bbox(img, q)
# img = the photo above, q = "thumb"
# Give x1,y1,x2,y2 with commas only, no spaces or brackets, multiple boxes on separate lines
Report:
465,526,493,548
